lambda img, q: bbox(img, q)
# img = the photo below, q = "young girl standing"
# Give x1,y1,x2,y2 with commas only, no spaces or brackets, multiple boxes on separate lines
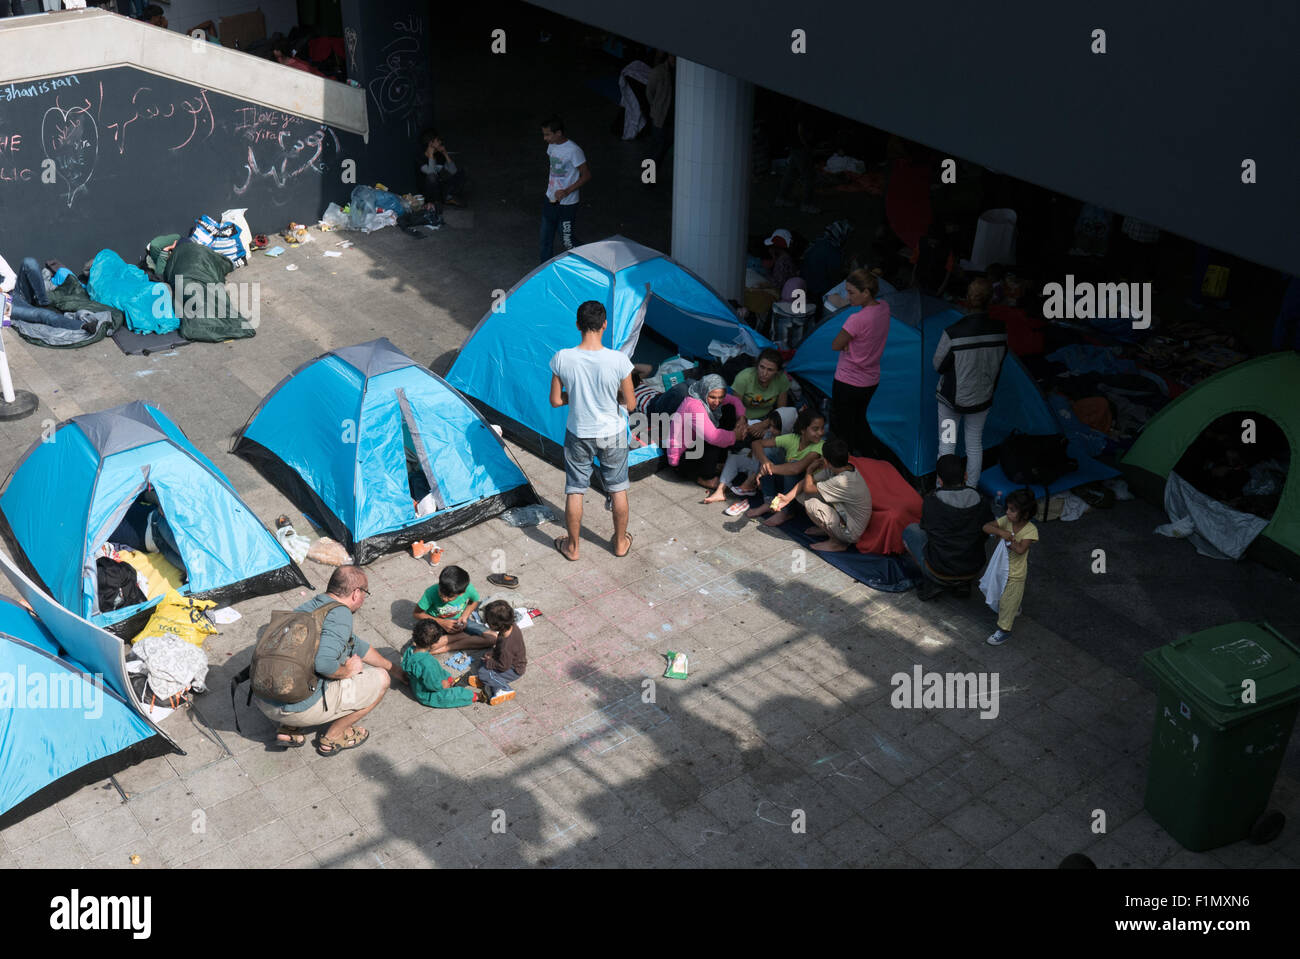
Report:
981,489,1039,646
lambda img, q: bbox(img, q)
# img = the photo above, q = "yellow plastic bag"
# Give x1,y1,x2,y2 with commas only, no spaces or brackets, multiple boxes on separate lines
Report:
1201,264,1230,300
131,589,218,647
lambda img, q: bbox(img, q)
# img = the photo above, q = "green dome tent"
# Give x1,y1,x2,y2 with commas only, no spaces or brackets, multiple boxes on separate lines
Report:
1120,352,1300,576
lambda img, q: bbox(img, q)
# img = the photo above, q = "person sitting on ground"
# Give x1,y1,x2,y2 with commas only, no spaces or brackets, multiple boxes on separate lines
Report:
982,488,1039,647
254,565,401,756
402,620,484,708
730,347,792,423
903,453,993,600
467,600,527,706
631,367,664,415
662,374,763,492
412,565,495,653
419,130,466,215
777,436,872,548
736,408,827,519
0,253,100,335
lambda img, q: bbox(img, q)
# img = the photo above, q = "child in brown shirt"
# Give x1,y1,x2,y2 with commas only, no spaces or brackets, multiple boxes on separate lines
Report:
467,600,528,705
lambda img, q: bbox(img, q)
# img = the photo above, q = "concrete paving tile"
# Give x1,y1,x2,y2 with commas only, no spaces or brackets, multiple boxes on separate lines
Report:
1024,805,1103,857
863,790,935,843
13,827,91,869
904,824,978,868
71,805,148,859
126,778,201,834
149,814,229,867
310,826,382,869
286,796,364,853
204,788,281,843
55,779,124,826
113,753,182,795
258,764,332,819
234,742,311,785
90,835,166,870
228,819,314,868
0,802,70,850
981,775,1056,826
901,765,976,819
184,757,256,808
945,799,1021,851
987,829,1061,868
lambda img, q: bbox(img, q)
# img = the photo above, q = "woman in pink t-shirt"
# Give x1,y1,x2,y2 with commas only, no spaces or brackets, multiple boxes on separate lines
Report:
830,269,891,457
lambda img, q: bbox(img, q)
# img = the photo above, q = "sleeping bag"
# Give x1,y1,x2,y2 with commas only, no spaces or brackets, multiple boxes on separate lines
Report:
163,239,255,342
88,249,179,334
20,273,126,349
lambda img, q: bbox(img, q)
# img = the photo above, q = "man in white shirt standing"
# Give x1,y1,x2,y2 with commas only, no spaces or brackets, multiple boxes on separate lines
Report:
540,115,592,263
550,301,636,561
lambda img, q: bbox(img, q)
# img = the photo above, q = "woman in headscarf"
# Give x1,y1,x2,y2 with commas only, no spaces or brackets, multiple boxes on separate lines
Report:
659,374,760,491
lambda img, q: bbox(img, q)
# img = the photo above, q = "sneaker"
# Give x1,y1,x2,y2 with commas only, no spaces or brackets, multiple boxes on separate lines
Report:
986,630,1010,646
411,541,431,559
489,689,516,706
728,483,755,497
466,675,483,689
724,500,751,517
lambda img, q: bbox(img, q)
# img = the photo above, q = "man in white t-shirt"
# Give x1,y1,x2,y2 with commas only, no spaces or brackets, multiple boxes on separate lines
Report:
540,115,592,263
549,300,636,561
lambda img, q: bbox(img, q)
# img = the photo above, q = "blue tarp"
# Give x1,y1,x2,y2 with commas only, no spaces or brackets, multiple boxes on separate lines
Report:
978,452,1120,502
447,236,773,471
787,289,1060,476
776,521,923,593
236,338,534,552
0,402,300,627
87,250,178,334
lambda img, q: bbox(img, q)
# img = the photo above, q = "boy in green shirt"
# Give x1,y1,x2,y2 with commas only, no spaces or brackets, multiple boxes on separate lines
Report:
401,620,484,708
413,565,496,653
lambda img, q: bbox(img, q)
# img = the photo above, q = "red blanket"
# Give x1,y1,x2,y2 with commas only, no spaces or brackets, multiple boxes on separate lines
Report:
850,457,922,555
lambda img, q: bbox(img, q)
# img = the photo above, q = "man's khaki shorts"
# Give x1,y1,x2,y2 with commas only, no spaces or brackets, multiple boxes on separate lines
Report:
257,665,388,728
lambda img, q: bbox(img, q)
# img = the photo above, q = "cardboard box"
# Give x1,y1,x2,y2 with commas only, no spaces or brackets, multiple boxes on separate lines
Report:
218,9,266,50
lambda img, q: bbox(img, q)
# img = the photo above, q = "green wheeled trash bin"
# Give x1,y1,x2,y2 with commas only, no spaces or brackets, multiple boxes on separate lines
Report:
1142,621,1300,852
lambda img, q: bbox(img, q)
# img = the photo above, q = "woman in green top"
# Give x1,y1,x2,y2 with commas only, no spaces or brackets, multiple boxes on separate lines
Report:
730,409,826,519
730,348,791,421
401,620,483,708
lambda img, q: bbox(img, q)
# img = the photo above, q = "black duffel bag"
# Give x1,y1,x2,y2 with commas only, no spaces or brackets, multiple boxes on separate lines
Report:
998,431,1077,487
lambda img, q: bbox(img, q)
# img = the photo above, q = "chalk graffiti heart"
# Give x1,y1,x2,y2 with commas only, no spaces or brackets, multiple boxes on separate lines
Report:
42,103,98,207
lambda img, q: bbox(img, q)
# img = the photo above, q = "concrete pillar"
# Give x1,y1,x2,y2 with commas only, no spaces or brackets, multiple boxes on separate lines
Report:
671,59,753,302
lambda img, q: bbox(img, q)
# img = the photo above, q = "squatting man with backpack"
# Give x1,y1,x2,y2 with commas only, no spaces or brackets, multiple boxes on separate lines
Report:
252,566,402,756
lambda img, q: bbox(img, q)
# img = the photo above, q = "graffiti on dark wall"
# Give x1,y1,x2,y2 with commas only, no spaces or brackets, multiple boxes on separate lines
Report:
366,13,430,137
232,105,340,197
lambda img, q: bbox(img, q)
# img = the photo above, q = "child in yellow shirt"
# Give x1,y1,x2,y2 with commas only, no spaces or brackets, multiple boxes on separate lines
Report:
981,489,1039,645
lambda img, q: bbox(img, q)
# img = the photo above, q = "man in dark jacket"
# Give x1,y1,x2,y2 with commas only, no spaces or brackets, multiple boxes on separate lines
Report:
903,454,992,600
932,277,1007,487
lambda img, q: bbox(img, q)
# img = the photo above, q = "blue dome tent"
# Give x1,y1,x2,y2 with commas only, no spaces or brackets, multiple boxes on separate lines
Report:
787,289,1060,479
0,551,177,819
232,338,538,565
0,402,309,635
447,235,773,480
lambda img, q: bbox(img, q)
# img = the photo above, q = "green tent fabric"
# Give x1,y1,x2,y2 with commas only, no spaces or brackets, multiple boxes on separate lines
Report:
13,274,125,349
1121,351,1300,576
162,239,255,342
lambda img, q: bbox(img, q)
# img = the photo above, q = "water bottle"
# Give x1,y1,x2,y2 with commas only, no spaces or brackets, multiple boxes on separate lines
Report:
994,489,1005,509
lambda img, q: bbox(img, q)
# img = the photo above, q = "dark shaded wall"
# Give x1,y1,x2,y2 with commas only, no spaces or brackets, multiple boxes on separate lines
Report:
0,67,364,268
527,0,1300,277
341,0,434,194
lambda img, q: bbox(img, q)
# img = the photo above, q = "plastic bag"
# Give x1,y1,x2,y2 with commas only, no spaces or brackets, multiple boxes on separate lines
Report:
499,505,555,527
707,338,745,365
275,524,310,563
321,202,350,230
220,208,253,264
307,536,352,566
1155,516,1196,539
349,185,405,231
358,210,398,233
132,589,218,647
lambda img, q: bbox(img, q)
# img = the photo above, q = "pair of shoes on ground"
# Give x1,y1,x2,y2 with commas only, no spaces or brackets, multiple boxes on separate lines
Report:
466,674,516,705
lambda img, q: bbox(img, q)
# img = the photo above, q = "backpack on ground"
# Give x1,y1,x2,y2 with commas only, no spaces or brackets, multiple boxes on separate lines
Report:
998,431,1077,487
229,601,342,733
97,556,146,611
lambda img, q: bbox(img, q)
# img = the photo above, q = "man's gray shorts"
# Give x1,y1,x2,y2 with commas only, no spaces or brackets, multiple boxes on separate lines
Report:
564,431,630,495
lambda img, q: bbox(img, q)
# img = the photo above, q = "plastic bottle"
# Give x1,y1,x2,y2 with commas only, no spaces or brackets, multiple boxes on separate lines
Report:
994,489,1005,509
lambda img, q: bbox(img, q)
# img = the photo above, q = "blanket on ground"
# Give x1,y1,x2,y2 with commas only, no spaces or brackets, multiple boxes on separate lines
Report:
162,239,254,342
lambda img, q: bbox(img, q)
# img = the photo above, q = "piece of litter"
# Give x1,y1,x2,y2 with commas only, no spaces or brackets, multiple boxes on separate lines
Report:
663,650,689,680
337,240,355,249
211,607,242,624
129,854,141,865
323,250,343,257
264,245,286,257
285,264,298,271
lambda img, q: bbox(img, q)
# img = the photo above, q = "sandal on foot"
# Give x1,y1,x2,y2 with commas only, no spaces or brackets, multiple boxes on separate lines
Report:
316,726,369,756
275,725,306,748
487,573,520,589
554,536,578,561
724,500,751,516
613,532,633,558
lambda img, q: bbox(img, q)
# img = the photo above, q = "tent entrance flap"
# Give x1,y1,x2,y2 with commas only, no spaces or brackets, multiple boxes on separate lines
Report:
397,388,445,514
641,294,762,361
